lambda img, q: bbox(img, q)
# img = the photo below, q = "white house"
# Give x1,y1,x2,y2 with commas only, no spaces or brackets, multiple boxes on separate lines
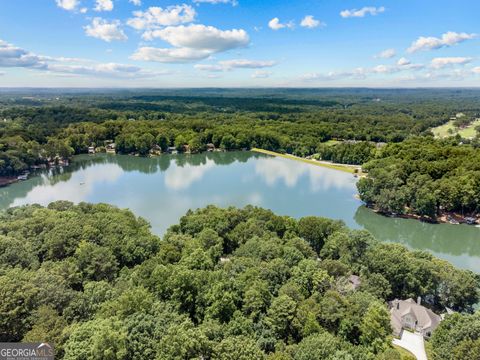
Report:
389,298,441,338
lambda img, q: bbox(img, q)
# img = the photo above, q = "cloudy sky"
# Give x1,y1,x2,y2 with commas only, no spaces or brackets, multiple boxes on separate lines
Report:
0,0,478,87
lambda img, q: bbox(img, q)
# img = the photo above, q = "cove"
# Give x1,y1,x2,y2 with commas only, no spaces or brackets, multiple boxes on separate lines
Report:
1,151,479,273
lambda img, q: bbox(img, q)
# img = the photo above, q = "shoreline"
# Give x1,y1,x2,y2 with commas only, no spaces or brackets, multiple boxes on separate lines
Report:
0,176,18,187
251,148,360,174
252,148,479,226
369,206,479,226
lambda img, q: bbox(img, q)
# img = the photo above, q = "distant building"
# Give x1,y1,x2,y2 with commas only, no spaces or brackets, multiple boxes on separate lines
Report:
88,146,95,154
207,143,215,152
167,146,178,155
106,143,116,154
389,298,442,338
150,144,162,155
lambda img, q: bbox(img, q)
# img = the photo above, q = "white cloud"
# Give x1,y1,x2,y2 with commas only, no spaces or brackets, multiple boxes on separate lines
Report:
473,67,480,74
132,47,212,63
94,0,113,12
0,40,46,69
252,70,271,78
195,59,276,72
397,57,410,66
129,0,141,5
219,59,275,69
193,0,238,5
300,60,426,82
268,18,294,31
195,64,225,72
430,57,472,69
301,68,368,81
408,31,476,53
80,7,88,13
56,0,80,11
340,6,385,18
84,18,127,42
143,24,248,50
375,48,396,59
372,64,392,74
0,38,167,79
133,24,249,63
127,5,196,30
300,15,324,29
47,62,168,78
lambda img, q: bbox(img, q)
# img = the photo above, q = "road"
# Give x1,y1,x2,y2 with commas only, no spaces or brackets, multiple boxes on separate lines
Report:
392,331,427,360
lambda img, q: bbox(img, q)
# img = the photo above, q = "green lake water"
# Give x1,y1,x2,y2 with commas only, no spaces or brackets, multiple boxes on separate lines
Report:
1,151,479,273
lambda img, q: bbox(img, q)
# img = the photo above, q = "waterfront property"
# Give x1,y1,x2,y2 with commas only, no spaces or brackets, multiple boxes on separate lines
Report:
389,298,442,338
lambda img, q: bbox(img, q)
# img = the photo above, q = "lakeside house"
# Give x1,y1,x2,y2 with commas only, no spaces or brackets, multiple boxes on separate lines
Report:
207,143,215,152
167,146,178,154
150,144,162,156
106,143,116,154
389,298,442,338
88,146,95,154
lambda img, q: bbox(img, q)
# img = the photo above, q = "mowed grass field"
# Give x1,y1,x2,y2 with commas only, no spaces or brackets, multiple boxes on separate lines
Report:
432,119,480,139
458,119,480,138
251,148,359,174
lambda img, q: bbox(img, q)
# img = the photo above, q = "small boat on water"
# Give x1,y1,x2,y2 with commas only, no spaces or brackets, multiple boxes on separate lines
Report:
17,174,28,181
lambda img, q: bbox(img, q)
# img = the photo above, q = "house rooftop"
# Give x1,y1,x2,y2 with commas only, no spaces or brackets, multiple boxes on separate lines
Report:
389,298,441,336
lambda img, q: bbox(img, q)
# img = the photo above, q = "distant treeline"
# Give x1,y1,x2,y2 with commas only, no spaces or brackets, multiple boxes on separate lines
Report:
1,88,470,176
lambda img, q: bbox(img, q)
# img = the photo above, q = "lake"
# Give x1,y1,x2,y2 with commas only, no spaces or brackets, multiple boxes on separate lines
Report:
1,151,479,273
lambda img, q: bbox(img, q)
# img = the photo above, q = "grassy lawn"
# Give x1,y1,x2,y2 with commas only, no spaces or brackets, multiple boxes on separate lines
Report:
431,120,456,138
458,118,480,138
393,345,417,360
432,119,480,139
322,139,342,146
251,148,358,174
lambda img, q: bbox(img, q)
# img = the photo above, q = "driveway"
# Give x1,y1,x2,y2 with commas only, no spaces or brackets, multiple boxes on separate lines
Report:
392,330,427,360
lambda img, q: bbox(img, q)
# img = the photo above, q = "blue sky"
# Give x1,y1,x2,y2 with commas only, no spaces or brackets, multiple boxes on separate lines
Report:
0,0,478,87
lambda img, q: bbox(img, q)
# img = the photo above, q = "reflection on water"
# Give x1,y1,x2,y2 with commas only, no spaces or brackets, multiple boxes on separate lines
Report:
1,151,479,273
355,206,480,271
11,164,123,207
165,159,215,190
255,157,355,191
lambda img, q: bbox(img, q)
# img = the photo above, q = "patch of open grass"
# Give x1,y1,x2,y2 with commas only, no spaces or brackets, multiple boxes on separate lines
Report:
251,148,358,174
393,345,417,360
458,119,480,139
322,139,342,146
432,119,480,139
432,120,456,138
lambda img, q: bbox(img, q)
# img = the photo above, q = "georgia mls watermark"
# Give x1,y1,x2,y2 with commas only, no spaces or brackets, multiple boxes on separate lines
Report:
0,343,54,360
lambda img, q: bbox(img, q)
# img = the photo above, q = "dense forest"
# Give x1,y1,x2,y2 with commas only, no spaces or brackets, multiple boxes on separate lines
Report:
357,137,480,219
2,88,479,174
0,202,478,359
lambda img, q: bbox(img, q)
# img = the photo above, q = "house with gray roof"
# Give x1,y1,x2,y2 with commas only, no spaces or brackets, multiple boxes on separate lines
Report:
389,298,442,338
